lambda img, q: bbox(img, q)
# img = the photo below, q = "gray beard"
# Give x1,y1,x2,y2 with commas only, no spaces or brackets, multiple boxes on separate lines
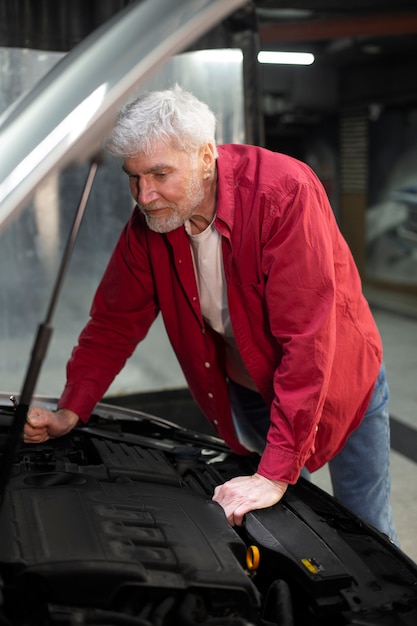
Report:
143,211,184,233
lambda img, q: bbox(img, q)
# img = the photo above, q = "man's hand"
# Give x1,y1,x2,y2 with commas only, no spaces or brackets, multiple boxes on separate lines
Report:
24,407,80,444
212,473,288,526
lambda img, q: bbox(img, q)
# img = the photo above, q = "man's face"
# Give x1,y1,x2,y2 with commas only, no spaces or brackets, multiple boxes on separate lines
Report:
123,141,208,233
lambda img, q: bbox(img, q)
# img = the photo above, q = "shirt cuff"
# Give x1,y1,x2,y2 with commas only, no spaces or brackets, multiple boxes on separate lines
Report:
257,443,308,484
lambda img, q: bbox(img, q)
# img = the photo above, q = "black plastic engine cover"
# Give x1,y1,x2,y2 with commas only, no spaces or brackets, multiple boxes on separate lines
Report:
0,469,258,611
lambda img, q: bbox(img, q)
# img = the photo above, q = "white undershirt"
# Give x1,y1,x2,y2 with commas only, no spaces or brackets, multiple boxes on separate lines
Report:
185,219,257,391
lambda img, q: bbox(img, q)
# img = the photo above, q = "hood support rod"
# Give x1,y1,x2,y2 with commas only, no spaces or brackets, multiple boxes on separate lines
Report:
0,158,100,504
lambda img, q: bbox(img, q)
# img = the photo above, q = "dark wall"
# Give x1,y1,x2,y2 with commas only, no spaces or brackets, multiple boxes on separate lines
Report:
0,0,133,51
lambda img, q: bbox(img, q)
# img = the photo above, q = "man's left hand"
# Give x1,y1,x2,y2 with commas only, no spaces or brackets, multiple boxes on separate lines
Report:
212,473,288,526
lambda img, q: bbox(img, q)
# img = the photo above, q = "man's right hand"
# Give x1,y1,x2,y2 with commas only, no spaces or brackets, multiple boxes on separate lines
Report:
23,407,80,444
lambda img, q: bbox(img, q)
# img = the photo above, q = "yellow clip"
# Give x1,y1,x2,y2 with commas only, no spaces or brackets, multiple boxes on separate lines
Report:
301,558,320,574
246,545,260,571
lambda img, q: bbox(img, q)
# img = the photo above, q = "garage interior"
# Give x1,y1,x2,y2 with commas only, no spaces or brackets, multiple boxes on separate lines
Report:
0,0,416,560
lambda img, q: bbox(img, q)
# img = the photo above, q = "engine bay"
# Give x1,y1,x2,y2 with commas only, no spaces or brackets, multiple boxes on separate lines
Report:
0,399,416,625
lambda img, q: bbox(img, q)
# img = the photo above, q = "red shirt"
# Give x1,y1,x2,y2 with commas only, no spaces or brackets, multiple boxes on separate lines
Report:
59,144,382,483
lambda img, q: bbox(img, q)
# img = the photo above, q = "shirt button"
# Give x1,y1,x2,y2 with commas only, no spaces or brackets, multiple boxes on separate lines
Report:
213,419,218,426
208,392,214,399
201,328,206,334
204,362,210,368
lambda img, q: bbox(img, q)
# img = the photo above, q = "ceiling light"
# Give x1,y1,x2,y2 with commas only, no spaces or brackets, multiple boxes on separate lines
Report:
258,51,315,65
190,49,243,63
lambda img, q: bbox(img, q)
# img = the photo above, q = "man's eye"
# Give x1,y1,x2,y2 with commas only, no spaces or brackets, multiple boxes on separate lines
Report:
155,172,166,179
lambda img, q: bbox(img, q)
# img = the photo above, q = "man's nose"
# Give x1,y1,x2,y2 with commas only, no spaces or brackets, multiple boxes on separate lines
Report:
136,178,158,205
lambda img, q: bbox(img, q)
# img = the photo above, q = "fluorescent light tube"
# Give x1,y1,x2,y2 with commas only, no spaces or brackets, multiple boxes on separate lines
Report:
258,51,315,65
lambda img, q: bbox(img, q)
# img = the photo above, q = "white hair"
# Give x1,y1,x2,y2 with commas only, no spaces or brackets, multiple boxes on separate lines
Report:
106,84,218,158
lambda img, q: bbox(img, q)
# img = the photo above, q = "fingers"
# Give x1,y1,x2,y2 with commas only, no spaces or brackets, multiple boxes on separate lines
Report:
23,407,56,443
23,407,80,444
213,477,257,525
24,417,50,444
213,473,288,526
26,406,49,427
23,424,50,444
225,503,247,526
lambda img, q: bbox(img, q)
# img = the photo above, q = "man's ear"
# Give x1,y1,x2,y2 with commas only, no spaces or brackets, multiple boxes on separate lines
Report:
201,142,216,174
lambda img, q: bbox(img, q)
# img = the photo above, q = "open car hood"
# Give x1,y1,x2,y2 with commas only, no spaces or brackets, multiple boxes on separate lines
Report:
0,0,245,233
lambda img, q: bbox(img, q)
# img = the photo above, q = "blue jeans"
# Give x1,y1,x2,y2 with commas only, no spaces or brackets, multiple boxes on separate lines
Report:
229,363,398,543
328,362,398,543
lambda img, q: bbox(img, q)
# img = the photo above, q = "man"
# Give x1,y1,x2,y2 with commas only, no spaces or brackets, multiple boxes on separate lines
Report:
24,85,397,542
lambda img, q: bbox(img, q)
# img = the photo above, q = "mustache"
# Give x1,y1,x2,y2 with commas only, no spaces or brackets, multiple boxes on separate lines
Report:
138,201,175,212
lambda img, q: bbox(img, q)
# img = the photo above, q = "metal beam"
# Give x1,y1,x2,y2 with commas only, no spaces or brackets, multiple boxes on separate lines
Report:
259,11,417,43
